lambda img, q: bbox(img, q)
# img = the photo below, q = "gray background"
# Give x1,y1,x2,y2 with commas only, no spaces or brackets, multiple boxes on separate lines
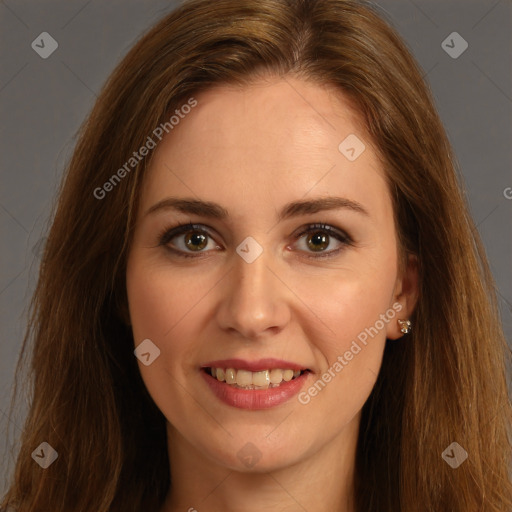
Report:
1,0,511,496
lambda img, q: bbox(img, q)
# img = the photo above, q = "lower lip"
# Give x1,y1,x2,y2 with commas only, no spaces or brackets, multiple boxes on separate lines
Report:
201,370,310,410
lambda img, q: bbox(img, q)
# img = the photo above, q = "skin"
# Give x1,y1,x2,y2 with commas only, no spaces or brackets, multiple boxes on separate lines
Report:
125,75,418,512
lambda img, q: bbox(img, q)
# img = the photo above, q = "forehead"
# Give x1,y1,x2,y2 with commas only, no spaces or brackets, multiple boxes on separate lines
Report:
140,77,391,223
168,77,368,158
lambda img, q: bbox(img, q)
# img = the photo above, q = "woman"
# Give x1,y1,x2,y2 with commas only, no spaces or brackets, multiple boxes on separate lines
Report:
2,0,510,510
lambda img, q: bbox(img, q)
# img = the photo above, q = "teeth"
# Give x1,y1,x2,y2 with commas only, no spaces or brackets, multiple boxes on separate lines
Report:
252,370,270,388
225,368,236,385
269,369,284,384
207,367,305,389
236,369,253,387
283,369,294,382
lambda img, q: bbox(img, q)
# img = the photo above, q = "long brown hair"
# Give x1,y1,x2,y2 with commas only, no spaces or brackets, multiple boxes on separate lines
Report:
2,0,511,510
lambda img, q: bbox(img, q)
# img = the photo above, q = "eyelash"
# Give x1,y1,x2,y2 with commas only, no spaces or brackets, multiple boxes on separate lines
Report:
157,222,354,259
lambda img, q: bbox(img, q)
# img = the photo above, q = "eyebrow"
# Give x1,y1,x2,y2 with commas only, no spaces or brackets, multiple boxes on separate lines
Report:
144,196,369,221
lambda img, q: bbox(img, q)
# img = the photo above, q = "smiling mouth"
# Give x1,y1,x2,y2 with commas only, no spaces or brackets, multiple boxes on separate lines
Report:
203,367,310,390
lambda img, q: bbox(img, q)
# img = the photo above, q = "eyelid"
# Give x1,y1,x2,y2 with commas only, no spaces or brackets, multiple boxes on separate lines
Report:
157,221,215,246
292,223,351,242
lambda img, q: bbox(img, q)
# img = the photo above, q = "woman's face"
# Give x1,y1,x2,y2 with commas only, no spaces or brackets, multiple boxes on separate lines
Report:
126,76,417,473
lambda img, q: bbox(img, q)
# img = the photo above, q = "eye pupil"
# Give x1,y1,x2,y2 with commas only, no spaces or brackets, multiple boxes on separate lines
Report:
185,231,207,250
307,231,329,251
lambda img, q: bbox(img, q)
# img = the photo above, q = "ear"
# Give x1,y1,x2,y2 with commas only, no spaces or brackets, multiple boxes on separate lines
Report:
386,253,419,340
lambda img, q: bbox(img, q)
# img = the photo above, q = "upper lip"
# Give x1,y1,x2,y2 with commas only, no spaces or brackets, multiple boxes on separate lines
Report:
201,358,310,372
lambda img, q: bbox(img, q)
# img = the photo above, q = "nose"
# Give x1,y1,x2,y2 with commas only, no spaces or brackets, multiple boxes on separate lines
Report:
215,243,291,340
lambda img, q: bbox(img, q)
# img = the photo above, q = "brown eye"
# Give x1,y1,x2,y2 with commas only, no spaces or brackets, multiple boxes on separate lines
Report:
293,223,353,258
305,231,330,252
183,231,208,251
158,223,219,258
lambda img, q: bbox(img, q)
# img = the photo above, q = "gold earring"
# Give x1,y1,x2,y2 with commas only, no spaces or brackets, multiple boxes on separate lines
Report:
398,319,412,334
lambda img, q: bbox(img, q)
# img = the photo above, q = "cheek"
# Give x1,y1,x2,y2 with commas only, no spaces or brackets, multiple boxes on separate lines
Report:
126,258,206,425
304,278,394,393
126,255,203,342
292,248,397,414
292,250,397,354
125,256,198,377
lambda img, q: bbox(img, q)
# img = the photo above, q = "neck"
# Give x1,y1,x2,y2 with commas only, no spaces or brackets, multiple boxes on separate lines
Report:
160,415,360,512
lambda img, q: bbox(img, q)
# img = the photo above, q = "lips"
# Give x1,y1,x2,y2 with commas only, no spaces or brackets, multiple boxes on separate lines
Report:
200,358,312,410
